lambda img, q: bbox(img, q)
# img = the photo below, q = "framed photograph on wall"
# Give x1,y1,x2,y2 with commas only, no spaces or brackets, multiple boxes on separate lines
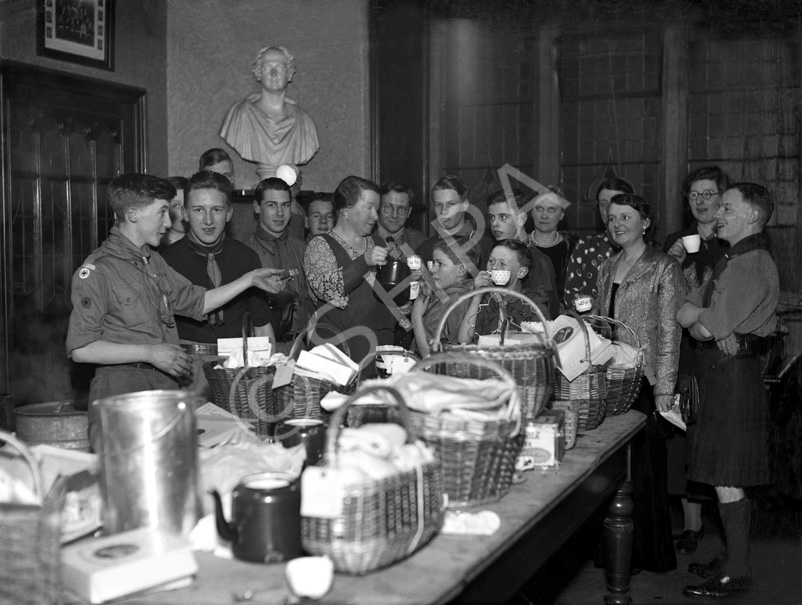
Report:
37,0,115,71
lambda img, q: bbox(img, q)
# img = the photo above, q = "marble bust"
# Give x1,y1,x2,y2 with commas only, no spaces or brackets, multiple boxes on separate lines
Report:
220,46,320,181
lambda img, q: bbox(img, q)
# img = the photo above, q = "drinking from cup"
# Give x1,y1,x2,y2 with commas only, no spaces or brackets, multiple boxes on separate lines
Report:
490,269,511,286
681,234,702,253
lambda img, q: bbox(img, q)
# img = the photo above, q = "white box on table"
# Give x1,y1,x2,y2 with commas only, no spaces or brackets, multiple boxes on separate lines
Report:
62,527,198,604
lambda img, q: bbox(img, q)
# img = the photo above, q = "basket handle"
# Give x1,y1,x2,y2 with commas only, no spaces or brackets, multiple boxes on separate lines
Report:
409,351,522,435
287,320,352,362
582,314,642,349
565,309,593,363
0,429,44,504
241,310,252,364
431,286,552,352
325,385,417,466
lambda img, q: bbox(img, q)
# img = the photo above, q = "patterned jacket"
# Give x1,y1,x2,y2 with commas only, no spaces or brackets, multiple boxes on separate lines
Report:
596,245,683,398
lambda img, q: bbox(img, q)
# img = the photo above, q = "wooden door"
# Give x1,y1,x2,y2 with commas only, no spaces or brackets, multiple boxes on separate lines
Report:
0,62,146,404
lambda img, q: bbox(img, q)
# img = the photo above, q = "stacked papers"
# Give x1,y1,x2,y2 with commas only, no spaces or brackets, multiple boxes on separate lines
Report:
295,344,359,386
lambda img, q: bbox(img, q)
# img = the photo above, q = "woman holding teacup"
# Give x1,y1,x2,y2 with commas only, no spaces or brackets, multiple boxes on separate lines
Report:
661,166,730,557
304,176,397,368
595,193,684,573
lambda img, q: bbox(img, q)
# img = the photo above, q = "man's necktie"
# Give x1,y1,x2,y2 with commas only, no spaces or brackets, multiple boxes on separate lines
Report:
206,252,223,326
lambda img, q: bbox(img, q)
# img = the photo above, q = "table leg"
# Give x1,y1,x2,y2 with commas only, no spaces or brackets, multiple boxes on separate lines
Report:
603,480,634,605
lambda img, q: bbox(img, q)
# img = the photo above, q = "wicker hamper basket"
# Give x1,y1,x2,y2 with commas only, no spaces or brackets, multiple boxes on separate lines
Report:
300,385,444,574
433,286,556,423
0,430,63,605
202,312,279,438
584,315,644,417
407,352,524,508
553,312,608,431
273,322,358,423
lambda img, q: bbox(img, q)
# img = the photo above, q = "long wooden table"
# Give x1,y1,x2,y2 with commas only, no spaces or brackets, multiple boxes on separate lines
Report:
78,411,645,605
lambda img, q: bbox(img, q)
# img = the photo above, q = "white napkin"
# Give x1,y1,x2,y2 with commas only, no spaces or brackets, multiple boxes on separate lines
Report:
442,510,501,535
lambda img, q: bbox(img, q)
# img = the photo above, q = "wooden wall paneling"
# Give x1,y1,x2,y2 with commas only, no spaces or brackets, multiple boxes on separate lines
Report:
537,27,560,192
427,19,446,234
0,61,146,400
370,1,429,232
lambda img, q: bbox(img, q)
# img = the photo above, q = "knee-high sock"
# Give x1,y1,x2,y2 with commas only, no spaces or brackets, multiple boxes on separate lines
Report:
718,498,750,577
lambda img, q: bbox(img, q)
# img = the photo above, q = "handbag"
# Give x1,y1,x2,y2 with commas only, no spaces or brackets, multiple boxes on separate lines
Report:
677,373,699,426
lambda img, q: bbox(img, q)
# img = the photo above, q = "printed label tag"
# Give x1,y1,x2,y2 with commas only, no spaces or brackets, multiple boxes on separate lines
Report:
272,360,295,389
301,467,344,519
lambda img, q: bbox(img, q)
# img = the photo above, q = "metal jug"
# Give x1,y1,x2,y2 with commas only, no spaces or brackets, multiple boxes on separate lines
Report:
212,471,302,563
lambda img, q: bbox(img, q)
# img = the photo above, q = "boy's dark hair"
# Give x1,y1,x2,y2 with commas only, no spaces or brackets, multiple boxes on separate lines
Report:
729,182,774,228
254,177,291,203
493,238,533,272
185,171,232,206
108,173,176,221
198,148,232,172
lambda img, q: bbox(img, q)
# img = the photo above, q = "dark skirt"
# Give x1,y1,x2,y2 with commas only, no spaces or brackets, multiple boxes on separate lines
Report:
688,347,770,487
630,380,677,572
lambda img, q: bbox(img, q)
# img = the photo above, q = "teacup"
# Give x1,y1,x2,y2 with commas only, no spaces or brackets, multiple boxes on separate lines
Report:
681,234,702,254
490,270,511,286
285,556,334,600
574,295,592,313
406,255,422,271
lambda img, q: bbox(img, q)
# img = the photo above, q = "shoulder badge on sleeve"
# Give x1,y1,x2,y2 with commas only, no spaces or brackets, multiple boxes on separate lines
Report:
78,265,94,279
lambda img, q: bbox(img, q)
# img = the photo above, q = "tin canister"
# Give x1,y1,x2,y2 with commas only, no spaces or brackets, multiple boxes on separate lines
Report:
93,390,202,537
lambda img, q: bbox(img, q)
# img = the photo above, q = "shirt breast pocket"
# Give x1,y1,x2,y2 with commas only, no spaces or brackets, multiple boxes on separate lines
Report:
113,286,151,326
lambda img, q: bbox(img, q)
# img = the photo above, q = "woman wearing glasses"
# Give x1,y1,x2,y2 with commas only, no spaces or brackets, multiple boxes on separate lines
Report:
662,166,730,558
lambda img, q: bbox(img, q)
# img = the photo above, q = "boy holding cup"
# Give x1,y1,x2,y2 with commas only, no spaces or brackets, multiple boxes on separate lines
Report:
458,240,548,344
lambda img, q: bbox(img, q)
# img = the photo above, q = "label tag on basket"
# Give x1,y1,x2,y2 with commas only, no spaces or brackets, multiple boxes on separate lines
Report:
301,467,344,518
272,360,295,389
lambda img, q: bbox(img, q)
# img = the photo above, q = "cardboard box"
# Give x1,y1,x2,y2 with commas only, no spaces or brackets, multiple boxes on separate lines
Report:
62,527,197,604
547,315,615,381
521,410,566,469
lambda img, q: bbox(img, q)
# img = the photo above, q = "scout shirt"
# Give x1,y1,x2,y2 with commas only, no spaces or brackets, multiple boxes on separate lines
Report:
246,224,312,335
66,227,206,355
684,233,778,340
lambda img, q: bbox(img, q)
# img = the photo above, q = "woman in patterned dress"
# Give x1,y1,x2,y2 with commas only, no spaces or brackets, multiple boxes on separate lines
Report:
304,176,397,369
562,177,634,308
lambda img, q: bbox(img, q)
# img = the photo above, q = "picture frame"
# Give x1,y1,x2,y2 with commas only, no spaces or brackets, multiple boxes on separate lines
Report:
37,0,115,71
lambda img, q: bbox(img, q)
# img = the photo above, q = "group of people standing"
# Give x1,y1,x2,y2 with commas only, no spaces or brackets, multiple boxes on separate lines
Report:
66,155,777,600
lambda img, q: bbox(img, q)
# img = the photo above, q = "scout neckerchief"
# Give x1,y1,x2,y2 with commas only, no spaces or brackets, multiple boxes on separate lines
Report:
185,231,226,326
702,232,770,306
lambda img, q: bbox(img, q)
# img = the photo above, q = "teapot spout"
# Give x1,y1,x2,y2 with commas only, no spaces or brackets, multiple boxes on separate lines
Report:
211,490,237,543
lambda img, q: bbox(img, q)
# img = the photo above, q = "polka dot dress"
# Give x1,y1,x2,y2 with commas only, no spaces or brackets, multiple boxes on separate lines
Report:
563,232,616,306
